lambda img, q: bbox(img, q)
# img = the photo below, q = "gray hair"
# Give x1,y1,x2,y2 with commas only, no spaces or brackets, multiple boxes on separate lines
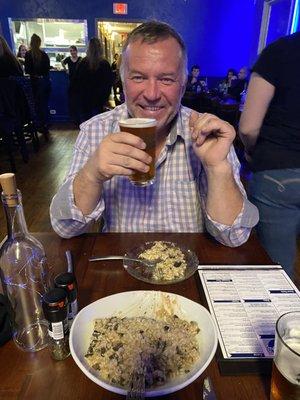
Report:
120,20,188,82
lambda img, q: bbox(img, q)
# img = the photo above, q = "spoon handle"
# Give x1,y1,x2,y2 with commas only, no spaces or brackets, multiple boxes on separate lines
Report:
89,256,127,262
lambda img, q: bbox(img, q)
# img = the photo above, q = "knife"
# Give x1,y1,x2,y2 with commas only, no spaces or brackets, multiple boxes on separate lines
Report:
203,377,217,400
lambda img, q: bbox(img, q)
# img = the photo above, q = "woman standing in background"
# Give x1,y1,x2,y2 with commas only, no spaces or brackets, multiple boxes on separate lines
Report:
25,33,51,138
61,45,82,81
16,44,27,69
70,37,113,124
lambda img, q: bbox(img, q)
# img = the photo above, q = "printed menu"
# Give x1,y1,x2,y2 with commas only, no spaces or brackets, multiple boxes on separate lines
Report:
198,266,300,360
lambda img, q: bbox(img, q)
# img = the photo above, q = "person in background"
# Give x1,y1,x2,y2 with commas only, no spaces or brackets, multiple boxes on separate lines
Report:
239,32,300,279
111,53,119,100
50,20,258,243
0,36,23,78
70,37,113,124
16,44,27,68
228,66,249,102
218,68,237,97
186,65,207,93
25,33,51,137
61,45,82,81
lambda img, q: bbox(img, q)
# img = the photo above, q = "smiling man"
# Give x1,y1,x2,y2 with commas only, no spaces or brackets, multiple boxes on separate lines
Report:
50,21,258,245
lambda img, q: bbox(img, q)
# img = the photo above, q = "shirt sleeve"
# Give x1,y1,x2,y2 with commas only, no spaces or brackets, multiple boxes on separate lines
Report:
50,122,105,238
252,41,282,86
199,146,259,247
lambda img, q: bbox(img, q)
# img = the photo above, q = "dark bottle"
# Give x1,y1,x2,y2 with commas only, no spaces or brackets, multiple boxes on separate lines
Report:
42,288,70,360
0,173,50,352
54,272,78,327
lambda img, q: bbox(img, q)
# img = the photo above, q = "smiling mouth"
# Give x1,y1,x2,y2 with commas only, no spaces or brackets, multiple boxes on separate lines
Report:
140,105,164,112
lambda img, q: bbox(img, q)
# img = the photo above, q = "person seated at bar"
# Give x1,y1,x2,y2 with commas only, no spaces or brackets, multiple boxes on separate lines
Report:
227,66,249,102
186,65,207,94
25,33,51,137
218,68,237,98
50,21,258,245
70,38,113,124
0,36,23,77
61,45,82,81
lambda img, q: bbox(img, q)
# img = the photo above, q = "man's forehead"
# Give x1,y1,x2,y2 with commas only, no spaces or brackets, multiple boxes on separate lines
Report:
125,37,182,55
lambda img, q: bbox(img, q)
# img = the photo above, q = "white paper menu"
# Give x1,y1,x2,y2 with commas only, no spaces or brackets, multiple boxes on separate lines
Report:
198,266,300,359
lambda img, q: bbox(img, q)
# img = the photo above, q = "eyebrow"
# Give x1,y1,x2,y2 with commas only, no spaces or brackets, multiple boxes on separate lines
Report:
128,70,178,77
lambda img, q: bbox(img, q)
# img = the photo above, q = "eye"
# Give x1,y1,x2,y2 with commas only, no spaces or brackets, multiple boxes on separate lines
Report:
130,75,145,83
160,77,176,86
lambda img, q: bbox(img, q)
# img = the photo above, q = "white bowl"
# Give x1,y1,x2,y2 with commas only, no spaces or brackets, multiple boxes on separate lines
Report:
69,290,218,397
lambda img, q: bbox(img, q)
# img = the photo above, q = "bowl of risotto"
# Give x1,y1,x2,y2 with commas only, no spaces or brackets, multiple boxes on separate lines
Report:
124,241,199,284
69,291,218,397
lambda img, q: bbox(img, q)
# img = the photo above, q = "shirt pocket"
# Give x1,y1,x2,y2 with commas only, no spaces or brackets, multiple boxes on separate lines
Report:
163,180,202,232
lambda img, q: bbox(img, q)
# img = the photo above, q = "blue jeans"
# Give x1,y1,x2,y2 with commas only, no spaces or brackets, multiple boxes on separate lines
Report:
249,169,300,278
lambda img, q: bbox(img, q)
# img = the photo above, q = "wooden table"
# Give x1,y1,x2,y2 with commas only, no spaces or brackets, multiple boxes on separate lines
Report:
0,232,274,400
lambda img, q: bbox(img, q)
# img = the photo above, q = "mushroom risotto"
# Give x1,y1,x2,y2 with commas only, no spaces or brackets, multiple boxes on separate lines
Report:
85,315,200,388
139,241,187,281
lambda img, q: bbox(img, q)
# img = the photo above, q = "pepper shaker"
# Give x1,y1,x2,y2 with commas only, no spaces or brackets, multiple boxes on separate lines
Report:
42,288,70,361
54,272,78,328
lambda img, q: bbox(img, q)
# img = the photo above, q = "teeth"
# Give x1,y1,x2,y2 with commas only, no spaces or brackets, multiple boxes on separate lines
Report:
143,106,161,111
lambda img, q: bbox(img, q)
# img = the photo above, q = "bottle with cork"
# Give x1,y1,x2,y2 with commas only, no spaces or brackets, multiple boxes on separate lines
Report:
0,173,51,352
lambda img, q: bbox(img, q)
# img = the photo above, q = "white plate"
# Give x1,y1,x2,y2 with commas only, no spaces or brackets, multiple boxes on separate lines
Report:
69,290,218,397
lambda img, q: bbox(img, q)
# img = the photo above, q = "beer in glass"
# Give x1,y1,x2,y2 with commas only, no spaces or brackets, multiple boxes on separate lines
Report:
270,311,300,400
119,118,157,186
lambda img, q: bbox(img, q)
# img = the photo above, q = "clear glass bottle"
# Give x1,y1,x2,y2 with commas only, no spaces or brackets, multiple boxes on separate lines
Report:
0,173,50,352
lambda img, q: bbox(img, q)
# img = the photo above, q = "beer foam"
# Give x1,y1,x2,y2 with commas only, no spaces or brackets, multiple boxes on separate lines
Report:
276,338,300,385
119,118,157,128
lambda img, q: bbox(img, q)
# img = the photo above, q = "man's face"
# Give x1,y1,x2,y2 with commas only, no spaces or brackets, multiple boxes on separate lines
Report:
122,37,186,136
238,68,247,80
192,68,200,78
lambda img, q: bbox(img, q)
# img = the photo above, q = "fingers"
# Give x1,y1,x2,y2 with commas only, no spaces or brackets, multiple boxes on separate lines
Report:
112,131,146,150
190,113,235,145
96,132,153,180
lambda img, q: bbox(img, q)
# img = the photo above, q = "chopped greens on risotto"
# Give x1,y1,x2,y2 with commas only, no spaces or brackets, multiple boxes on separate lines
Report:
139,241,187,281
85,315,200,388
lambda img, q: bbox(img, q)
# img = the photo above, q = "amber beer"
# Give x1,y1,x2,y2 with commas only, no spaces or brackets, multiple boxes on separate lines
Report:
270,312,300,400
119,118,157,186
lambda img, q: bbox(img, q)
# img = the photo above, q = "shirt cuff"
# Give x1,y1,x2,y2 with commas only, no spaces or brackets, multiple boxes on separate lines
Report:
51,177,105,223
204,198,259,246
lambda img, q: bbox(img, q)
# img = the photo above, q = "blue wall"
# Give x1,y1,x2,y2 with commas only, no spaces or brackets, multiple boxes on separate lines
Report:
0,0,262,78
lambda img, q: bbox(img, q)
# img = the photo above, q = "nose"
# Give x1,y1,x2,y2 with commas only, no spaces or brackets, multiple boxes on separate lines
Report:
143,78,161,102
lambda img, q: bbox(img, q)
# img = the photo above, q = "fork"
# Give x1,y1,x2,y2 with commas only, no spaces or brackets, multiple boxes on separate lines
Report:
126,370,145,400
89,255,157,268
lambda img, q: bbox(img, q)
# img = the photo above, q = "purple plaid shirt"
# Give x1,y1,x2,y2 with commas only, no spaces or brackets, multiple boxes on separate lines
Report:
50,104,258,245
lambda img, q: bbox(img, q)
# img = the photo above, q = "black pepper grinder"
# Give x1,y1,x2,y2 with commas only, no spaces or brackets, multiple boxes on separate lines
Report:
42,288,70,361
54,272,78,328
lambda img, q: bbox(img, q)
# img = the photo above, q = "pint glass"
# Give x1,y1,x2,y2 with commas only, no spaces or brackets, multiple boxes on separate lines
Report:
270,311,300,400
119,118,157,186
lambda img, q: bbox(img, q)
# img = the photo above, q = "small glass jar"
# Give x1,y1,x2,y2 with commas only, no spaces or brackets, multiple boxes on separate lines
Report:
54,272,78,328
42,288,70,361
